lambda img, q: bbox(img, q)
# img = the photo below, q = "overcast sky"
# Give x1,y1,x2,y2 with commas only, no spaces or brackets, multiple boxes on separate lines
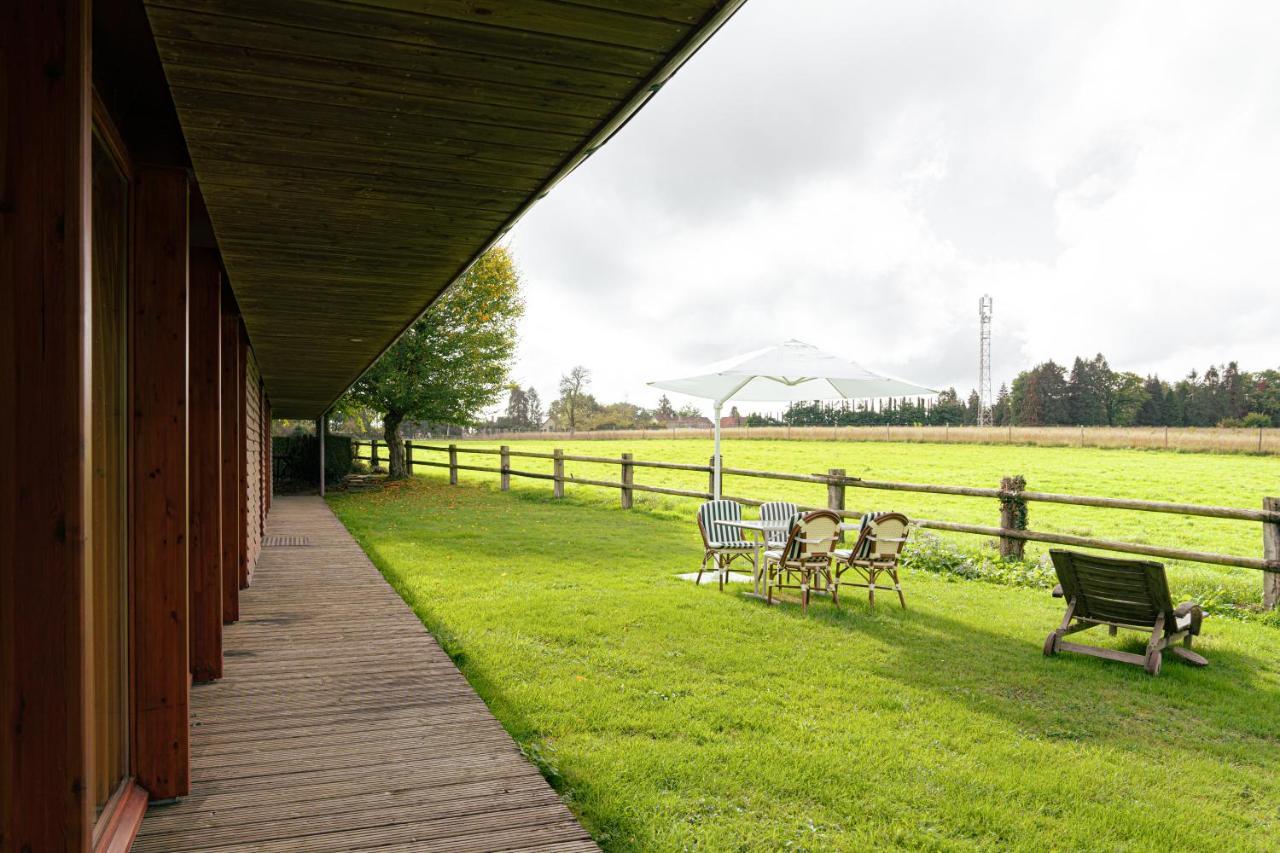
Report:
501,0,1279,414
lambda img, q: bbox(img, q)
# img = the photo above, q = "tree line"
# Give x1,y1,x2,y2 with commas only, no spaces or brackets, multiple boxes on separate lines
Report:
746,355,1279,428
485,367,704,433
1002,356,1278,427
481,353,1280,436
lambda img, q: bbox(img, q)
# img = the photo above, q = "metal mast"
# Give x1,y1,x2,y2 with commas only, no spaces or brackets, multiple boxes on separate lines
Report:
978,294,993,426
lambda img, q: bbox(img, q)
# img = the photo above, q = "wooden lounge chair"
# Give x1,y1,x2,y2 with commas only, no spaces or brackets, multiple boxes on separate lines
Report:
833,513,910,608
758,501,799,548
696,500,757,590
764,510,842,614
1043,549,1208,675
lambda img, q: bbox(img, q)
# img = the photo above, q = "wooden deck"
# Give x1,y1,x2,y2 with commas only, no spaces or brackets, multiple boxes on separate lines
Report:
135,495,596,852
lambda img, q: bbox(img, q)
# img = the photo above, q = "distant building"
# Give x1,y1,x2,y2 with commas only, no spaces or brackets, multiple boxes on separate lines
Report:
719,412,744,429
664,416,714,430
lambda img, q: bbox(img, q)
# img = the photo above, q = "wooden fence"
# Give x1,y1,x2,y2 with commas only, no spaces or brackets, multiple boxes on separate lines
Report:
440,424,1280,455
354,440,1280,609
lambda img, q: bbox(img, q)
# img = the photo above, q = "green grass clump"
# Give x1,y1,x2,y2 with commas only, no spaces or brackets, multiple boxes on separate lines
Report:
330,477,1280,852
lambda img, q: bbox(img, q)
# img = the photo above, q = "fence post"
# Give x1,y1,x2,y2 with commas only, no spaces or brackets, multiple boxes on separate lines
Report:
621,453,634,509
371,439,380,468
404,440,413,475
1264,497,1279,610
998,475,1027,560
707,455,717,498
553,449,565,498
500,445,510,491
827,468,845,514
448,443,458,485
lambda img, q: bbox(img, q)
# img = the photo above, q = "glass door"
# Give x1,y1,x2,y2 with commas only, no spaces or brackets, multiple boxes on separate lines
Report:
90,130,131,822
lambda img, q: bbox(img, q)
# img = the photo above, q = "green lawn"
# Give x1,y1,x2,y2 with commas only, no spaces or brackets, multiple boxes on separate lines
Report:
329,477,1280,852
401,438,1280,607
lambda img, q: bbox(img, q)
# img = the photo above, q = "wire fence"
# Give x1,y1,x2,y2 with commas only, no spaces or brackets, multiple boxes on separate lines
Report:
435,424,1280,455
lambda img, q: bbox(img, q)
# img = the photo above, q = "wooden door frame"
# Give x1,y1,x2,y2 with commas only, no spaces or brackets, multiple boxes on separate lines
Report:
89,84,152,853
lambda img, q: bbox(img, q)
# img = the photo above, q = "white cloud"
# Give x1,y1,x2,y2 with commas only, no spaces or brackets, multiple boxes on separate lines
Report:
504,0,1279,413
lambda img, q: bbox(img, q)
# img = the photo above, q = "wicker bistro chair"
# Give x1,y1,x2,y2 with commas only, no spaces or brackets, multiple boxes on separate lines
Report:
1044,549,1208,676
696,500,758,590
763,510,843,614
758,501,800,548
832,513,911,608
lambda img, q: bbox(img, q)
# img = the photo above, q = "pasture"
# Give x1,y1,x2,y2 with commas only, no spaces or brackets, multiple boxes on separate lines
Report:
397,438,1280,608
329,476,1280,851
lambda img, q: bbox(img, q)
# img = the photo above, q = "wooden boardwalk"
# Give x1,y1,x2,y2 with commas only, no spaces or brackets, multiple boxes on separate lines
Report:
135,496,596,852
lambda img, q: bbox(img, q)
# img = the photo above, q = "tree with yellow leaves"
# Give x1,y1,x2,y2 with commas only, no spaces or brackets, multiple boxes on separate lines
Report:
342,248,524,479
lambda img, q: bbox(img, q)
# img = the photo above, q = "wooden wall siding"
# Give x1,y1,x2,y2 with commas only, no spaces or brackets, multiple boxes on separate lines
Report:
0,0,94,845
244,349,264,582
236,329,249,590
260,385,269,531
142,0,741,417
219,298,242,623
188,248,223,683
265,401,273,514
130,165,192,802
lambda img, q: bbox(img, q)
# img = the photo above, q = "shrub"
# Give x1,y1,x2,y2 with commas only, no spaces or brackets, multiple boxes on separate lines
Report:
901,533,1055,590
272,433,353,488
901,532,1277,625
1220,413,1273,428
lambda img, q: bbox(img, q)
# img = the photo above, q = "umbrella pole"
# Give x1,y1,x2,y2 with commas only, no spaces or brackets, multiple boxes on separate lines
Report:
713,401,723,499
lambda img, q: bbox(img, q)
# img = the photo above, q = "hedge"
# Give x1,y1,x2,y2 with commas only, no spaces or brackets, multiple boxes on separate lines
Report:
272,433,353,487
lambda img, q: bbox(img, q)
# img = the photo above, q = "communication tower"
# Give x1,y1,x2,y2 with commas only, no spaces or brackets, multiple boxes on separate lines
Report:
978,295,993,426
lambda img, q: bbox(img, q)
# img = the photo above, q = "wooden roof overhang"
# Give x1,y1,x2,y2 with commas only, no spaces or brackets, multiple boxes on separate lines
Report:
143,0,746,417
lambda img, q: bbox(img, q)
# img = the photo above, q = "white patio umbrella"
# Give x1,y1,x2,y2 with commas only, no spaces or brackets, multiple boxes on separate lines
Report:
649,340,937,498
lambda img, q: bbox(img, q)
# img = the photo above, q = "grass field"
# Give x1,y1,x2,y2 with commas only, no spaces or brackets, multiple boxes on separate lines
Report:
329,477,1280,851
396,438,1280,608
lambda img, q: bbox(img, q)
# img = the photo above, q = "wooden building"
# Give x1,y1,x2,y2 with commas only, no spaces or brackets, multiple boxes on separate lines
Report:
1,1,744,849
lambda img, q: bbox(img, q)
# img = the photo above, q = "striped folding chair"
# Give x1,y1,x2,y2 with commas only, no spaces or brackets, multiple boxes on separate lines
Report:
833,512,911,608
763,510,843,614
759,501,799,548
696,500,757,591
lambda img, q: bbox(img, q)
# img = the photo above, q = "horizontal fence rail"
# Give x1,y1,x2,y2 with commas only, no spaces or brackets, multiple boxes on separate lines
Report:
352,439,1280,608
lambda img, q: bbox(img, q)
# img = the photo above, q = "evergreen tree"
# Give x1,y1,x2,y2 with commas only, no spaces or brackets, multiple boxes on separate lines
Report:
991,384,1011,426
1067,355,1111,425
526,388,544,429
504,384,529,428
1011,361,1069,425
965,390,982,425
1222,362,1247,421
1171,382,1190,426
1136,376,1167,426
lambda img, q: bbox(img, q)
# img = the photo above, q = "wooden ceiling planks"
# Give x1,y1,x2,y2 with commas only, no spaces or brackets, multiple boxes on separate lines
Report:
145,0,744,416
